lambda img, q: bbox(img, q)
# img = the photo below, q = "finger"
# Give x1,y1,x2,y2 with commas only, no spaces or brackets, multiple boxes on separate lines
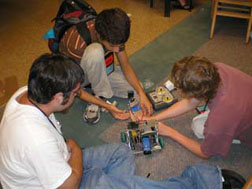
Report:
111,107,127,114
140,104,147,117
134,113,141,121
148,105,153,116
116,112,130,120
140,115,146,121
140,113,144,121
112,106,124,113
129,111,134,121
120,114,130,120
122,112,130,118
145,103,152,116
120,110,127,114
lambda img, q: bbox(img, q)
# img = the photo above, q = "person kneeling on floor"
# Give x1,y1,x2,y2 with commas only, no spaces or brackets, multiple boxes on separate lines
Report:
142,56,252,158
49,3,152,124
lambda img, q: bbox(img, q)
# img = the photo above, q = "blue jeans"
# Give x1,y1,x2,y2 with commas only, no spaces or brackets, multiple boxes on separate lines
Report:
79,143,222,189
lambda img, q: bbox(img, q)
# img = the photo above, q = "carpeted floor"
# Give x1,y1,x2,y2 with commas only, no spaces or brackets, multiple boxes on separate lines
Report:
1,1,251,186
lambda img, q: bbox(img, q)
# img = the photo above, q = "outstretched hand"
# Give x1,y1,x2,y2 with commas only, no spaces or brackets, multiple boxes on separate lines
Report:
109,105,130,120
139,94,153,116
133,114,151,122
129,110,143,122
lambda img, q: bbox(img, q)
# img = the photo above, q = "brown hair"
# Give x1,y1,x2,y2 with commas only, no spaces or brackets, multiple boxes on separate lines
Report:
171,56,220,101
95,8,130,45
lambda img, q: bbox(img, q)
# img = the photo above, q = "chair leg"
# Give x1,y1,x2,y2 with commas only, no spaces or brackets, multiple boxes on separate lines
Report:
164,0,171,17
211,0,215,18
246,8,252,43
189,0,193,11
210,0,218,39
150,0,154,8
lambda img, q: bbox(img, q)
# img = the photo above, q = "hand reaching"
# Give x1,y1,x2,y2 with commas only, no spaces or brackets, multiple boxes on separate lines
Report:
109,105,130,120
139,94,153,116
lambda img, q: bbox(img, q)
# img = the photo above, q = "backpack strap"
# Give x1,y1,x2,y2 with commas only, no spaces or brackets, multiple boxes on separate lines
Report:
76,18,94,46
54,0,96,21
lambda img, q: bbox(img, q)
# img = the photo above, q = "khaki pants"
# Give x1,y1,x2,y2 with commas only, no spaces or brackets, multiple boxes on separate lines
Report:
80,43,135,99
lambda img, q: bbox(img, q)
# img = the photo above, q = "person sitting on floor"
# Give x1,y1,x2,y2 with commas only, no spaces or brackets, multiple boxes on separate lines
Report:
0,53,223,188
143,56,252,158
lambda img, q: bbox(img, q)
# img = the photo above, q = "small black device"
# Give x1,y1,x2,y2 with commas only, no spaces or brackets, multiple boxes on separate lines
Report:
147,86,177,111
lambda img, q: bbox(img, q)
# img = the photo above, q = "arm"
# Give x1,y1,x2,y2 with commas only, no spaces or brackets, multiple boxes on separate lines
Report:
116,50,153,116
78,88,129,120
158,122,210,159
150,98,201,121
59,139,83,189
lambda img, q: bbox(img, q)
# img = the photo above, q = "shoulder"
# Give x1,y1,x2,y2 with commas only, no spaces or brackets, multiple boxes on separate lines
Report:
1,105,57,149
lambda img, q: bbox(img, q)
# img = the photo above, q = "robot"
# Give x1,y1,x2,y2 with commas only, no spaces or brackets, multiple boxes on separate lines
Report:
121,92,165,155
120,120,164,155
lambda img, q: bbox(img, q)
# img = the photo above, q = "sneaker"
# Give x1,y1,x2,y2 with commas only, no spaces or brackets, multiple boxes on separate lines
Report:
83,104,100,124
98,96,118,113
221,169,246,189
101,100,118,113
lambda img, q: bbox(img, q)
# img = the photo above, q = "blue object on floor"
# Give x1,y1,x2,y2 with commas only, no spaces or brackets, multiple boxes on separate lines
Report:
42,28,55,39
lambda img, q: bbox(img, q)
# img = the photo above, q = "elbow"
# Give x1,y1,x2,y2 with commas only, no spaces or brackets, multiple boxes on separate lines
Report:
199,146,211,159
59,170,83,189
200,153,210,159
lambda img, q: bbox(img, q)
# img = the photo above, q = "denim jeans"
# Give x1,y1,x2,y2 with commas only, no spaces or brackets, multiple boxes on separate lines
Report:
79,143,222,189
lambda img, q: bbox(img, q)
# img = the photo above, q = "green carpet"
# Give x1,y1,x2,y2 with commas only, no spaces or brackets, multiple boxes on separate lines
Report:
130,4,211,84
56,3,212,148
56,97,129,148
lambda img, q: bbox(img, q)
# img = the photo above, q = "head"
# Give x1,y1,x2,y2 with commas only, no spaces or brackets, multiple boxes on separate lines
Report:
95,8,130,53
171,56,220,101
28,53,84,106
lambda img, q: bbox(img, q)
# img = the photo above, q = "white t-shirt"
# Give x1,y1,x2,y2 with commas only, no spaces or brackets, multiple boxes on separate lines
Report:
0,87,72,189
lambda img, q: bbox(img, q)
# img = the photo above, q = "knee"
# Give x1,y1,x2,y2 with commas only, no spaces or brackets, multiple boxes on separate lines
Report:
119,143,131,153
80,168,105,188
116,143,134,159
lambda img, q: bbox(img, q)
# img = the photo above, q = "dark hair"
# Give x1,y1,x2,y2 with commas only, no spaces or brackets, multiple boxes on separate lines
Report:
28,53,84,104
95,8,130,45
171,56,220,101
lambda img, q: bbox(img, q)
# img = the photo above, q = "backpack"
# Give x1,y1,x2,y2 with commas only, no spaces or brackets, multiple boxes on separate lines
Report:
47,0,97,53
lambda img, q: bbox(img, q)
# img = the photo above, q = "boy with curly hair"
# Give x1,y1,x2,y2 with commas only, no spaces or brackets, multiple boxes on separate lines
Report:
145,56,252,158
